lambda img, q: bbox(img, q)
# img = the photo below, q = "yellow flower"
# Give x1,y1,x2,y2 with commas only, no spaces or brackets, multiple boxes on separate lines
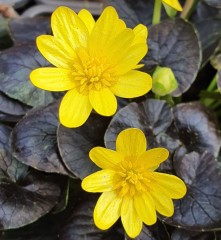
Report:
30,6,152,128
162,0,183,11
82,128,186,238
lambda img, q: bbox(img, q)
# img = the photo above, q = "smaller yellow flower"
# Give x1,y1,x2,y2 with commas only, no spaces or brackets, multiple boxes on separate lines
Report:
82,128,186,238
162,0,183,11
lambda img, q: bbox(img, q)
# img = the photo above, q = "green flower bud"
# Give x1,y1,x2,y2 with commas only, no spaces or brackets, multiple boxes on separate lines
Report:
152,66,178,96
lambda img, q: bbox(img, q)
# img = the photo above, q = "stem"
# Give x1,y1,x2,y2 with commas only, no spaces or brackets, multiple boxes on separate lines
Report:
180,0,199,20
152,0,162,25
162,94,175,107
155,94,161,99
201,74,218,106
207,73,218,91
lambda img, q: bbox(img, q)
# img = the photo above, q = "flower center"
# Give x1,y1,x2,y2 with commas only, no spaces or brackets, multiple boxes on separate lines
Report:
114,158,152,197
72,49,116,94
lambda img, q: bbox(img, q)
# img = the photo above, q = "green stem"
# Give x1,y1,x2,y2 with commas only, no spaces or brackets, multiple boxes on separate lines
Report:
155,94,161,99
180,0,199,20
207,73,218,91
201,74,218,106
162,94,175,107
152,0,162,25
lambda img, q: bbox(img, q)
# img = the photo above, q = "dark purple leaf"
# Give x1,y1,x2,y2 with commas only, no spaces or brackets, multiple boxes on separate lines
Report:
171,229,215,240
173,102,221,157
194,18,221,66
0,42,61,107
10,102,69,175
9,17,50,43
0,123,62,230
58,113,110,179
0,124,27,181
0,91,30,122
144,18,201,96
165,151,221,230
59,197,123,240
193,1,221,21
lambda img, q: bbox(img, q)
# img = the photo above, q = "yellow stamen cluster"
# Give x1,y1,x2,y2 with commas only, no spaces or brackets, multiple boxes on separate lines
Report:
115,159,152,197
72,49,116,93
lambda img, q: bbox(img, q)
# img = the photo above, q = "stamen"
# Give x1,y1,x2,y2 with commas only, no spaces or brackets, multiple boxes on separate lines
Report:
71,48,115,94
115,158,152,197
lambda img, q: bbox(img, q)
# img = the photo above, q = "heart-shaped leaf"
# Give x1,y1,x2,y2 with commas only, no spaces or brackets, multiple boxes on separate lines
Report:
0,124,62,230
10,102,69,175
144,18,201,96
0,42,60,107
173,102,221,157
165,150,221,230
58,114,110,179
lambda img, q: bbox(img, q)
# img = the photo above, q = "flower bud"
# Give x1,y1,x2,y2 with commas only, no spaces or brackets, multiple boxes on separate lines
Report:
152,66,178,96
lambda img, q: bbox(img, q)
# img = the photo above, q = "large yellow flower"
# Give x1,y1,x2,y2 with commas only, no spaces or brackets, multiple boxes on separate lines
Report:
30,6,152,128
82,128,186,238
162,0,183,11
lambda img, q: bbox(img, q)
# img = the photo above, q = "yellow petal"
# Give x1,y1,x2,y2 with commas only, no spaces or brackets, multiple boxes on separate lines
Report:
114,43,147,75
111,70,152,98
133,24,148,45
59,88,92,128
36,35,76,69
89,88,117,116
30,68,75,91
121,197,142,238
162,0,183,11
105,28,135,64
51,6,89,50
152,172,187,199
149,187,174,217
116,128,147,157
89,147,124,169
134,192,156,225
81,169,115,192
139,148,169,170
94,191,122,230
78,9,95,34
89,6,126,56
